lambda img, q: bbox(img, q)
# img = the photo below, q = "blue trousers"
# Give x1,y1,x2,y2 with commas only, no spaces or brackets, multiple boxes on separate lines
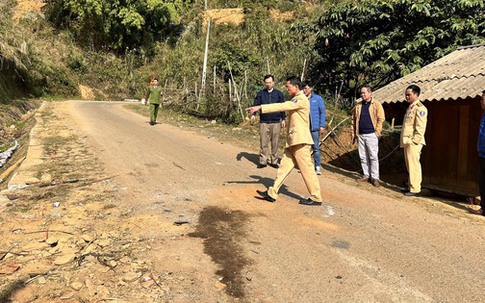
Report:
311,130,321,168
478,157,485,209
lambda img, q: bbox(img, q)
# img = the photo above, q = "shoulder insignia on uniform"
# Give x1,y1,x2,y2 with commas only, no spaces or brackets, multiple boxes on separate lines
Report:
291,98,298,103
416,103,422,107
419,110,426,116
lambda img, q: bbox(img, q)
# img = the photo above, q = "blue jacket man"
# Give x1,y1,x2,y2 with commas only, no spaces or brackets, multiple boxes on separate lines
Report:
251,74,286,168
302,81,326,175
473,90,485,216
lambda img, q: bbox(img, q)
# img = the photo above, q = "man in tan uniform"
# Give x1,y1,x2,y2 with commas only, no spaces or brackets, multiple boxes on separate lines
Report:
400,84,428,196
247,76,322,206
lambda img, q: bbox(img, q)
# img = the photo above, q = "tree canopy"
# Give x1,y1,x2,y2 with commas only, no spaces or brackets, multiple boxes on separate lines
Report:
308,0,485,101
46,0,192,53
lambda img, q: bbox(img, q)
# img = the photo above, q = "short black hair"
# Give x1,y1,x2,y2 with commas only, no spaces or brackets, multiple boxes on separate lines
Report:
301,81,311,88
286,76,302,89
406,84,421,96
263,74,274,82
361,85,372,93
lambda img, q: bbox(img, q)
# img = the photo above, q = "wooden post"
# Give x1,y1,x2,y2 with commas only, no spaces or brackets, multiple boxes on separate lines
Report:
244,70,248,102
229,79,232,105
227,62,244,119
391,118,395,129
195,80,199,110
301,58,307,80
213,65,216,95
204,0,208,10
200,19,211,102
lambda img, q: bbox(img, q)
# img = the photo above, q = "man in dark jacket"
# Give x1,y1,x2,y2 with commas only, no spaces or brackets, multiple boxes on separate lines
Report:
251,74,286,168
303,81,326,175
472,90,485,216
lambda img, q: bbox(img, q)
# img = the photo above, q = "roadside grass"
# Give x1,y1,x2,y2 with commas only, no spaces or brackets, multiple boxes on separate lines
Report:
4,201,31,213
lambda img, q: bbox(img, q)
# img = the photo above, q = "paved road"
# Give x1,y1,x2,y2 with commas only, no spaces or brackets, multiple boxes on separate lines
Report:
68,101,485,302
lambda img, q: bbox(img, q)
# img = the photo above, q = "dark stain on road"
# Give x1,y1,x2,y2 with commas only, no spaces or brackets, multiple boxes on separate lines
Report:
189,206,249,298
331,239,350,249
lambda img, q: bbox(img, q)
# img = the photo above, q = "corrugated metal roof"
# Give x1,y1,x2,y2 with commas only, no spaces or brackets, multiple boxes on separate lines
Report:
373,44,485,104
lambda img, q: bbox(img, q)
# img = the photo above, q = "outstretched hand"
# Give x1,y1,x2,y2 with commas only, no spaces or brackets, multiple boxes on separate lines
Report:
246,105,261,116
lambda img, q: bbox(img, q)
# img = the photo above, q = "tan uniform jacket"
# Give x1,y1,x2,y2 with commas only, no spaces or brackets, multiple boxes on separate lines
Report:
352,98,386,138
400,100,427,147
261,91,313,148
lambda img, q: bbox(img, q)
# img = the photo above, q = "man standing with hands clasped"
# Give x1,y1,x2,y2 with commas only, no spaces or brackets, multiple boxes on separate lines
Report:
401,84,428,197
247,76,323,206
251,75,286,169
352,85,385,187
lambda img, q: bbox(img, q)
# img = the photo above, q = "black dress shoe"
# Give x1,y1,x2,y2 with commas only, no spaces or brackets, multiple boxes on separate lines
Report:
470,208,484,216
269,163,279,168
404,191,420,197
299,198,322,206
257,164,267,169
401,188,410,193
256,190,276,202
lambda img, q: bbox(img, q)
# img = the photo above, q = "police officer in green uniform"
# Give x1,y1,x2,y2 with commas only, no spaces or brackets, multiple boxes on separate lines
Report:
400,84,428,196
146,78,163,125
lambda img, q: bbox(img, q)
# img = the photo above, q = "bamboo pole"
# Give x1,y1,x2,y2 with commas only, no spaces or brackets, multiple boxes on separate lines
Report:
320,117,350,145
200,19,211,102
244,70,248,102
195,80,199,110
227,62,244,119
213,65,216,95
229,79,232,105
301,58,307,80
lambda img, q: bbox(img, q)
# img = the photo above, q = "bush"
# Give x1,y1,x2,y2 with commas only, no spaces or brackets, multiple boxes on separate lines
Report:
67,53,88,73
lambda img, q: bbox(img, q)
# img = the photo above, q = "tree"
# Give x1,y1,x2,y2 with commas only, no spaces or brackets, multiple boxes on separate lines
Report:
308,0,485,102
45,0,191,53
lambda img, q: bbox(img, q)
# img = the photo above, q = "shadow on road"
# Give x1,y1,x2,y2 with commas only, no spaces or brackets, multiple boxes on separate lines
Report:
226,174,304,201
236,152,259,166
323,163,476,214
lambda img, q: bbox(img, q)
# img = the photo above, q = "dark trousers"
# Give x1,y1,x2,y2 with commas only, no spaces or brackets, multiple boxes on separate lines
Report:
150,103,160,123
478,157,485,209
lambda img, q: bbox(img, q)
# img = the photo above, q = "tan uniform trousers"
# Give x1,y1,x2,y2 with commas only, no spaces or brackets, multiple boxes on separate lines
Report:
259,122,281,165
268,144,322,202
404,144,423,193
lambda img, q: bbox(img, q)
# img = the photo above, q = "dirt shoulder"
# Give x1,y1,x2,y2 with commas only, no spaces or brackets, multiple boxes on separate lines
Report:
0,102,200,302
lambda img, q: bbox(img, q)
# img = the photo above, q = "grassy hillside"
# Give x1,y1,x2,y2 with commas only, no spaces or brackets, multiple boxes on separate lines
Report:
1,0,326,123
